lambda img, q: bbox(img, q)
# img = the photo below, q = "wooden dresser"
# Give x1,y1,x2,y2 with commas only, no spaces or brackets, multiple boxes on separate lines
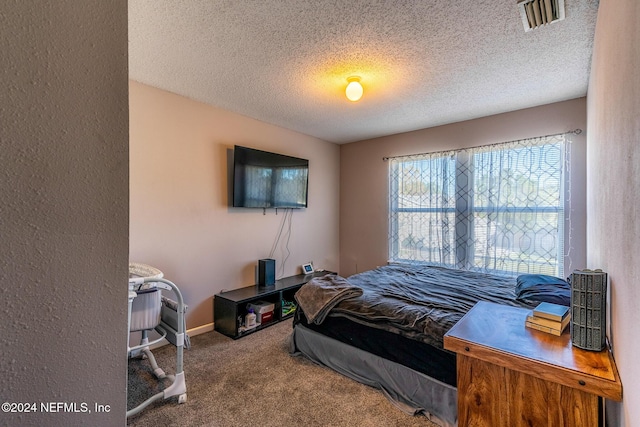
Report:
444,301,622,427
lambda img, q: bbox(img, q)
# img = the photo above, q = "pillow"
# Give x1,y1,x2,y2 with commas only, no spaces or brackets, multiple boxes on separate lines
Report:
515,274,571,306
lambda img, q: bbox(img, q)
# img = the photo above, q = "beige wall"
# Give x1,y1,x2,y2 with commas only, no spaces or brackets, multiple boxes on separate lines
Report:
587,0,640,425
340,98,587,277
1,2,129,426
129,81,340,328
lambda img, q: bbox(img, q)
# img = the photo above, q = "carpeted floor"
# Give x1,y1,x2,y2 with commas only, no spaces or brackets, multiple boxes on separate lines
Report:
127,319,440,427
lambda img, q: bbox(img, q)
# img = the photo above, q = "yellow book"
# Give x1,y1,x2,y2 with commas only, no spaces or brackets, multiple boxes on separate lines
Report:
525,320,566,336
526,311,571,331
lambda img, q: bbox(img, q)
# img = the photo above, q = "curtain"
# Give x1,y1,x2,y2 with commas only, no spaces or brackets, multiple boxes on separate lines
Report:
388,134,567,277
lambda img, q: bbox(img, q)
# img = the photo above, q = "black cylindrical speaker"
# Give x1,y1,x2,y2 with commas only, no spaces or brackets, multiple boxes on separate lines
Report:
258,258,275,286
570,269,607,351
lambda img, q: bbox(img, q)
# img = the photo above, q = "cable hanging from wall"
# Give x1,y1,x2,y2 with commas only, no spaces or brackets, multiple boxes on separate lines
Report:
268,208,294,278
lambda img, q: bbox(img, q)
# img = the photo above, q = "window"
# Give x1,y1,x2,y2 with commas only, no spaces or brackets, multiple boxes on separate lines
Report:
388,134,566,277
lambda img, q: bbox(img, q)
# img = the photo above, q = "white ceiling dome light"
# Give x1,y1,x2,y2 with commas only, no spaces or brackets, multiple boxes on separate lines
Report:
345,77,363,102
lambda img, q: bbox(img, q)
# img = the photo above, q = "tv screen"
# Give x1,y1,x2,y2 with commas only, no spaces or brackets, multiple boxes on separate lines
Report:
232,145,309,208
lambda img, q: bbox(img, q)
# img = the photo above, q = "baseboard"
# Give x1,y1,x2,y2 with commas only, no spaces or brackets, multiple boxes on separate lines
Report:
137,322,215,351
188,322,214,337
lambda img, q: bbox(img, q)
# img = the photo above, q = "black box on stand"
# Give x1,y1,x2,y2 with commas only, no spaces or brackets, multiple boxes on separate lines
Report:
258,259,275,286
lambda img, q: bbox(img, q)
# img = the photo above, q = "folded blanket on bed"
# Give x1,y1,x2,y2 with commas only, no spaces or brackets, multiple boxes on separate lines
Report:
295,274,363,325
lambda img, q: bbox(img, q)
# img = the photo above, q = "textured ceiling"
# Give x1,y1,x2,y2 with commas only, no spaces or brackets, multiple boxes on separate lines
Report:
128,0,599,144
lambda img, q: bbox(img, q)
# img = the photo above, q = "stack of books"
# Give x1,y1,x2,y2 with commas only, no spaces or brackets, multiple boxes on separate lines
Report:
526,302,570,336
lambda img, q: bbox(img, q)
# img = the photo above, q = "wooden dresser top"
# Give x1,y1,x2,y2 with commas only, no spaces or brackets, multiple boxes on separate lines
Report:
444,301,622,401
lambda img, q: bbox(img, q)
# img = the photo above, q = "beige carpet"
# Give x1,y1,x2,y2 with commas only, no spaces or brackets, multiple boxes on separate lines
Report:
127,319,440,427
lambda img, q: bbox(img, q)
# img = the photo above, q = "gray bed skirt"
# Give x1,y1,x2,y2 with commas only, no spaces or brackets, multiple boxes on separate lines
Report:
289,324,457,427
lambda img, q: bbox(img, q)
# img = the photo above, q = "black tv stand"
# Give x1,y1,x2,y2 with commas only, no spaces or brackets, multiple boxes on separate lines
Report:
213,270,331,339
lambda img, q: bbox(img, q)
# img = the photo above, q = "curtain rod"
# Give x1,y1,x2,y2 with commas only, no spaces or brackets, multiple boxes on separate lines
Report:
382,128,582,162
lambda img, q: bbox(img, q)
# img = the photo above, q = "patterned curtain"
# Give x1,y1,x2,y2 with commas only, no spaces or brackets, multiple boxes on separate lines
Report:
388,134,568,277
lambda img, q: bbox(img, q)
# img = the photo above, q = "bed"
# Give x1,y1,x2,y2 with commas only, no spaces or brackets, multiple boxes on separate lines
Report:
289,264,569,426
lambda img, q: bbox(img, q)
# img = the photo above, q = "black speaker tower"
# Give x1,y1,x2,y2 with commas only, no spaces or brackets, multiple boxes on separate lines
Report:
258,259,275,286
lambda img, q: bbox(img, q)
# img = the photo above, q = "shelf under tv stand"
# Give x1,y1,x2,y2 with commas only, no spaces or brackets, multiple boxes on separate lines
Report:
213,270,331,339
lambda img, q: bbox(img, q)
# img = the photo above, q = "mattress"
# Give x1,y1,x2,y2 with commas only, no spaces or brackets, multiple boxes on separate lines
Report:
294,311,456,386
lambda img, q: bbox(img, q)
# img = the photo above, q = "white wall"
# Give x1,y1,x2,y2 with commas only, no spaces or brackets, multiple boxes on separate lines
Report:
129,81,340,329
1,2,129,426
587,1,640,425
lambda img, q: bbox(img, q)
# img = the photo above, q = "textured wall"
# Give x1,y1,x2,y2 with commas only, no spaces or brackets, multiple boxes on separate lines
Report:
0,2,129,426
587,0,640,425
340,99,587,277
129,81,340,329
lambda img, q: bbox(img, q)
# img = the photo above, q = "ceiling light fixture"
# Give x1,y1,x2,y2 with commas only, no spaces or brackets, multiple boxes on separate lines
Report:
345,76,363,102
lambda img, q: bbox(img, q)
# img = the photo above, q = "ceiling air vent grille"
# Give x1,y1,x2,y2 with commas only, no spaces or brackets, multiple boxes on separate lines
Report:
518,0,565,32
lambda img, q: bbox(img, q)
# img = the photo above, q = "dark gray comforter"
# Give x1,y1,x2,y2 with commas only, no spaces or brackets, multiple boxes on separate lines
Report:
329,264,534,349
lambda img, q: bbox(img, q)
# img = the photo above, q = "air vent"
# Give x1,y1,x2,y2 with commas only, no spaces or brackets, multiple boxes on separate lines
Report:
517,0,565,32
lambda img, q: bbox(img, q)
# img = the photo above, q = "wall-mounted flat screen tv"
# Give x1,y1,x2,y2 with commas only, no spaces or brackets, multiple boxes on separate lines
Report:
232,145,309,208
